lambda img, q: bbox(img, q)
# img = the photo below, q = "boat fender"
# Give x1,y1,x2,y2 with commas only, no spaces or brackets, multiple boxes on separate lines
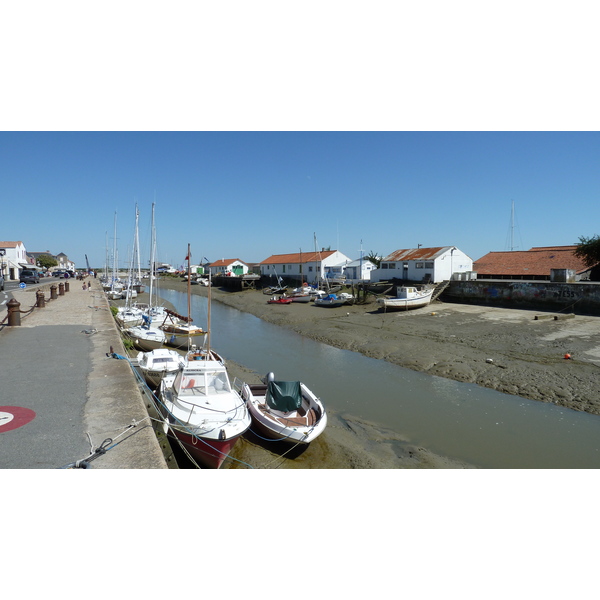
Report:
266,372,275,383
219,429,226,440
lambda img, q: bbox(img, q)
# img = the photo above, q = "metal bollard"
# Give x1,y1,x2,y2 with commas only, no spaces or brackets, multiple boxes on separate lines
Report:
50,284,58,299
64,281,69,292
36,290,46,308
7,298,21,326
58,282,65,296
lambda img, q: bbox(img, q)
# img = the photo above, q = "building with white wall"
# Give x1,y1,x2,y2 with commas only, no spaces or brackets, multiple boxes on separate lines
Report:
260,250,352,284
208,258,249,277
370,246,473,283
0,241,32,280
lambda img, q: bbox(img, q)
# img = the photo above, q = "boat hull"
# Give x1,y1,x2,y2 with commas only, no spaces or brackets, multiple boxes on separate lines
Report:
240,381,327,445
166,428,241,469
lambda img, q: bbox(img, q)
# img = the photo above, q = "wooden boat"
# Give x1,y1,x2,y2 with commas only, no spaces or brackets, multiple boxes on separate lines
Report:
159,348,251,468
376,286,434,310
160,246,206,349
236,373,327,445
137,347,185,388
267,295,293,305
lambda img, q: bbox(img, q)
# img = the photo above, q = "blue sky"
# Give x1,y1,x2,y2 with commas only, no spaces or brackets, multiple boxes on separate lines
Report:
1,131,599,270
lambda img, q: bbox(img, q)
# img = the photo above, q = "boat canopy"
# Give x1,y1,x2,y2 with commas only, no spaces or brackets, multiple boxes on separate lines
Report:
266,381,302,412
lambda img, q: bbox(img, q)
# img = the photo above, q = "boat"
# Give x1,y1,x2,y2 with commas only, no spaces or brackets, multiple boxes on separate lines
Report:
288,286,313,302
137,347,186,388
288,293,311,303
314,292,354,307
376,286,434,310
236,372,327,445
159,342,250,469
125,313,167,351
160,245,206,349
115,305,144,328
160,309,206,348
267,295,293,305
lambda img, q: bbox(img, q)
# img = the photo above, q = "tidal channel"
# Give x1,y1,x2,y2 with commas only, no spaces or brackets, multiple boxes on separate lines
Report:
159,288,600,468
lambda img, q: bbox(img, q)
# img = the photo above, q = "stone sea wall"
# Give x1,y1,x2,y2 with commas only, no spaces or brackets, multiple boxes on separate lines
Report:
443,280,600,315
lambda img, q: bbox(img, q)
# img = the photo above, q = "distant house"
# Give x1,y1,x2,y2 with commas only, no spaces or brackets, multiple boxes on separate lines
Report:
343,258,377,283
208,258,249,277
0,241,30,280
55,252,75,272
260,250,352,284
473,246,598,281
371,246,473,283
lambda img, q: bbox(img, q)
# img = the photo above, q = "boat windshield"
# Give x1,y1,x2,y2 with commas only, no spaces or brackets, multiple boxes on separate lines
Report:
176,369,232,396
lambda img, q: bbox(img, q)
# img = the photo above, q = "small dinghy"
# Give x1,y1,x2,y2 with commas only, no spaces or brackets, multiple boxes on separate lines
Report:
237,373,327,445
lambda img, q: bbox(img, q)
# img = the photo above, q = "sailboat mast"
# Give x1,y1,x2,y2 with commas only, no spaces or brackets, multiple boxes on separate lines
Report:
511,200,515,252
187,243,191,323
207,261,211,353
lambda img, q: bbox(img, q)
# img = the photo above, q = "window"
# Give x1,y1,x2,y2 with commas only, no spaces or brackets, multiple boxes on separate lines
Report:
388,263,396,269
425,262,434,269
382,263,388,269
415,262,423,269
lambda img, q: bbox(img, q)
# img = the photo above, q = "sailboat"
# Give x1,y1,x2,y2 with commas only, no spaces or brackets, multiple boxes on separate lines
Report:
124,202,168,350
159,245,206,349
158,246,251,468
115,204,145,328
106,212,124,300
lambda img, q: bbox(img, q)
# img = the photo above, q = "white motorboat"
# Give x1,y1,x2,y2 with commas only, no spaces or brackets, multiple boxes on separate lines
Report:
376,286,434,311
115,305,144,328
159,348,251,468
137,347,186,388
236,372,327,445
125,320,167,351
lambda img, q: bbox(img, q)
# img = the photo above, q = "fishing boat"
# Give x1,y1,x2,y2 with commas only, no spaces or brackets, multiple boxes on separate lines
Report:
236,372,327,445
137,347,186,388
376,286,434,310
159,342,250,468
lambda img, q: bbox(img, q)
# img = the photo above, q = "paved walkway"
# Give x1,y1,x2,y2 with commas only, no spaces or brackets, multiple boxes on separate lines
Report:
0,279,167,469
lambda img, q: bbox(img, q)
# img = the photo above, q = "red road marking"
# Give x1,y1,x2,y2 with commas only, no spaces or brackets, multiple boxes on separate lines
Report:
0,406,36,432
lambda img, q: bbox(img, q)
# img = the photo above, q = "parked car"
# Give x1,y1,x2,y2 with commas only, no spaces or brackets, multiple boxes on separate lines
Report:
20,269,40,284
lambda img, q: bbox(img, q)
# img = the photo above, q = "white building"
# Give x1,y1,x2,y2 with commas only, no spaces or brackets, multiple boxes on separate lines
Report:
370,246,473,283
260,250,352,284
343,258,377,283
208,258,249,277
0,241,33,280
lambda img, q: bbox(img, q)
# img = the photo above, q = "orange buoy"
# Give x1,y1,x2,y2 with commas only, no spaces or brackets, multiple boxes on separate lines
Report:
564,353,571,360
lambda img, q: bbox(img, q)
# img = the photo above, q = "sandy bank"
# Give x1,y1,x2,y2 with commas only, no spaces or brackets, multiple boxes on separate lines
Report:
160,278,600,417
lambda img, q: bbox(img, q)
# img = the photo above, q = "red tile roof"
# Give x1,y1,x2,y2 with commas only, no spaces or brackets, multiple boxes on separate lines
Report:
260,251,337,265
474,246,590,276
209,258,247,267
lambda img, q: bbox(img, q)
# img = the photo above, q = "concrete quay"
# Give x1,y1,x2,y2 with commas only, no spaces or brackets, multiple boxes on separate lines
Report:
0,278,167,469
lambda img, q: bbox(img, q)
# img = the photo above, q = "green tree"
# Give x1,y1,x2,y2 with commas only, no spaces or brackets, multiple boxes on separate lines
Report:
574,235,600,267
364,252,381,268
36,254,58,270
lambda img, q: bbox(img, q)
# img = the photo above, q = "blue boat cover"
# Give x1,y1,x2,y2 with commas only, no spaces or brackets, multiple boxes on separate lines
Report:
266,380,302,412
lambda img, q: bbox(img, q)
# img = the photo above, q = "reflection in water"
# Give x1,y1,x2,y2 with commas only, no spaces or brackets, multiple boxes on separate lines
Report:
159,288,600,468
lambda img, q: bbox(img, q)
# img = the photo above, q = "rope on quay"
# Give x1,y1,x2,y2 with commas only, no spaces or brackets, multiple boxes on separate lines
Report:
58,418,153,469
108,351,256,469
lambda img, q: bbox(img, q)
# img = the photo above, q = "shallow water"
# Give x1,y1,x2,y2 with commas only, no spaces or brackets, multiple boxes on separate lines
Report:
159,288,600,468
